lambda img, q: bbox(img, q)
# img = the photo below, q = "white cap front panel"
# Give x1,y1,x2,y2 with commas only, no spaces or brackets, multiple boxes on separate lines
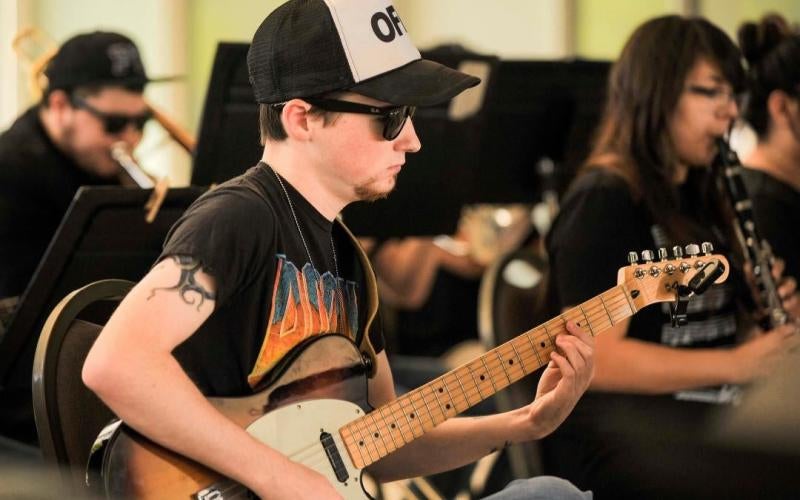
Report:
323,0,421,82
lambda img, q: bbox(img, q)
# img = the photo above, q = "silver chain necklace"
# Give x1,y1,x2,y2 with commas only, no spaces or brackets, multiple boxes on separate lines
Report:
270,166,340,278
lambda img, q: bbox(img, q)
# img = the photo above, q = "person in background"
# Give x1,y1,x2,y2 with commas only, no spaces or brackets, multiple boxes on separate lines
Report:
738,13,800,282
540,15,800,499
0,30,154,446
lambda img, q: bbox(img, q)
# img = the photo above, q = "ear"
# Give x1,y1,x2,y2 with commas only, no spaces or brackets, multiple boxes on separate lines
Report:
45,89,71,112
767,90,792,128
44,89,75,127
281,99,315,141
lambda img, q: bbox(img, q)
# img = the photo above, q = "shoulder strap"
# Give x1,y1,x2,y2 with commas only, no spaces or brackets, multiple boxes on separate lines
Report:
336,219,379,378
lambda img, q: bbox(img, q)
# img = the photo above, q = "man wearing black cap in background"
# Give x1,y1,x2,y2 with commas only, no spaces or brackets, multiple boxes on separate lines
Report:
83,1,594,498
0,31,153,335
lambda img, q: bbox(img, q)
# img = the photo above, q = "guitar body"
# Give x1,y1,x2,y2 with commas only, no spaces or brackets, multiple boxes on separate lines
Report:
100,335,373,499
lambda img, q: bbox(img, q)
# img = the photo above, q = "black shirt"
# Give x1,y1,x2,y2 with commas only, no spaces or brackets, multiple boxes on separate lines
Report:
541,169,758,497
741,167,800,283
161,162,384,396
0,106,117,444
0,106,116,299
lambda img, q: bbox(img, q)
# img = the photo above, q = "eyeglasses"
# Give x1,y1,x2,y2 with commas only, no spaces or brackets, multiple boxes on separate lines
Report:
302,98,416,140
685,85,740,108
70,95,152,134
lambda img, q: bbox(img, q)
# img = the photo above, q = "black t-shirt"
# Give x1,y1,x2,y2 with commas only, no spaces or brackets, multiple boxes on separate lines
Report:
161,162,384,396
0,106,117,445
741,167,800,283
0,106,116,298
541,168,752,496
547,169,741,356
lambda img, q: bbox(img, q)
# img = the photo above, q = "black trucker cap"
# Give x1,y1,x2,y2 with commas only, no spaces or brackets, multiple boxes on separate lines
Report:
44,31,171,92
247,0,481,106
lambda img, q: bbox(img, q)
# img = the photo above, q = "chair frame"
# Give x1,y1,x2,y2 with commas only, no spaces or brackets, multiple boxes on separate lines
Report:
31,279,133,481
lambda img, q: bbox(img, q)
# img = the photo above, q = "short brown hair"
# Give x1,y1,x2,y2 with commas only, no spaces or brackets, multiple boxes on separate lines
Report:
258,98,341,144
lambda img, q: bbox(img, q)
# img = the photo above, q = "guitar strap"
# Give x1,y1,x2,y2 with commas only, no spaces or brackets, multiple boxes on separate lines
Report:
336,219,379,378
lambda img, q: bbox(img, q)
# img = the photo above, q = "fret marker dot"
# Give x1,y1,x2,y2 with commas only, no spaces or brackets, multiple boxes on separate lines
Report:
446,404,451,409
508,359,514,365
480,374,485,381
374,432,379,438
391,423,396,429
438,388,443,393
540,342,545,348
410,413,415,419
359,441,364,446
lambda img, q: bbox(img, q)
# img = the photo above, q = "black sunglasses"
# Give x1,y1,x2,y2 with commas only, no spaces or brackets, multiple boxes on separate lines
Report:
303,98,416,140
70,95,152,134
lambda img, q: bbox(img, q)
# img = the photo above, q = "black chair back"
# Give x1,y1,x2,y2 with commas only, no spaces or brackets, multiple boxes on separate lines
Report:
32,279,133,494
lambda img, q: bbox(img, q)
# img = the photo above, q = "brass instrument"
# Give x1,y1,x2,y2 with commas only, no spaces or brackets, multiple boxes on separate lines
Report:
111,142,155,189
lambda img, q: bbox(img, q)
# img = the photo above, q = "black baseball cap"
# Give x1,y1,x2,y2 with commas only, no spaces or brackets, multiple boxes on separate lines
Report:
44,31,172,92
247,0,480,106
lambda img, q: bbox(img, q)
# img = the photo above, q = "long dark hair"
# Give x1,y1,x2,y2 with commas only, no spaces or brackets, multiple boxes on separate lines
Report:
738,14,800,139
582,15,744,240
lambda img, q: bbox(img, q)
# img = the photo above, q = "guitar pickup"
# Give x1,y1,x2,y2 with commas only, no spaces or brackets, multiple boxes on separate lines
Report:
320,431,349,483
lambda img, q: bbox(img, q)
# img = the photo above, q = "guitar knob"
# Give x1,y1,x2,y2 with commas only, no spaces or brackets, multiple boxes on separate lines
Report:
628,251,639,265
672,245,683,259
658,248,668,261
701,242,714,255
685,243,700,256
641,250,654,262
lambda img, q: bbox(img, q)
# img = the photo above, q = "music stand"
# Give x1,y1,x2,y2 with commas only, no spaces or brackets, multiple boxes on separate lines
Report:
470,59,610,203
192,42,261,187
0,186,204,393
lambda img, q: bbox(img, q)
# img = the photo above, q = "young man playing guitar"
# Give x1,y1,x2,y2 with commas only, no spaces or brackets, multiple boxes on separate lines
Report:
82,1,594,498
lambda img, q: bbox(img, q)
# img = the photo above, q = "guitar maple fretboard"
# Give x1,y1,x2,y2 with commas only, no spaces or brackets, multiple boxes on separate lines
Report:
340,284,638,468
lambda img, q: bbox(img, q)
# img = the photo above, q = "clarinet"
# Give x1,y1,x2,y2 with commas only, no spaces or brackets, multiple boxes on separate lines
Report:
715,137,788,329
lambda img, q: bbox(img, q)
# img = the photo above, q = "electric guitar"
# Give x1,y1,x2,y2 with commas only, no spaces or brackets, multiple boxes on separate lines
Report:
92,248,729,499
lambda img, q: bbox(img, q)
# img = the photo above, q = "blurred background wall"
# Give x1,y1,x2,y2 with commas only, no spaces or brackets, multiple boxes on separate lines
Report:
2,0,800,184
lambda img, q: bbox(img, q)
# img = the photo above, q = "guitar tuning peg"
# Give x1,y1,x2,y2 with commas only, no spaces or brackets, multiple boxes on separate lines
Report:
672,245,683,259
658,248,668,261
641,250,654,262
701,242,714,255
685,243,700,256
628,251,639,265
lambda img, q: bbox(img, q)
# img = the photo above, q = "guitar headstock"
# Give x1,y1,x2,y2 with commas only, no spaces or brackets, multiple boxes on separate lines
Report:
617,242,730,311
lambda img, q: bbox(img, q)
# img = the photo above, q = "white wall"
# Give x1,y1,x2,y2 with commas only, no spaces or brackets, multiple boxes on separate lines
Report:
395,0,571,58
0,0,34,130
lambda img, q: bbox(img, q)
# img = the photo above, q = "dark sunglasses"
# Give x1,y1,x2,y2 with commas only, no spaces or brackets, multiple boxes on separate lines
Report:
70,95,152,134
303,98,416,140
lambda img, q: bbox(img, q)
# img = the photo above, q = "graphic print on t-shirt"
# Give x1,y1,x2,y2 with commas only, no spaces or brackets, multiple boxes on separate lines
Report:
247,254,359,387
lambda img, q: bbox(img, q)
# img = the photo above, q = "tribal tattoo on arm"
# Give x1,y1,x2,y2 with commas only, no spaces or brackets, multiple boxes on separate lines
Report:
147,255,216,310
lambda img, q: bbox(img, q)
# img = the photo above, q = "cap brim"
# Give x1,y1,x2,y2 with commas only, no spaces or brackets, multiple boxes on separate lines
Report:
146,74,183,84
349,59,480,107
